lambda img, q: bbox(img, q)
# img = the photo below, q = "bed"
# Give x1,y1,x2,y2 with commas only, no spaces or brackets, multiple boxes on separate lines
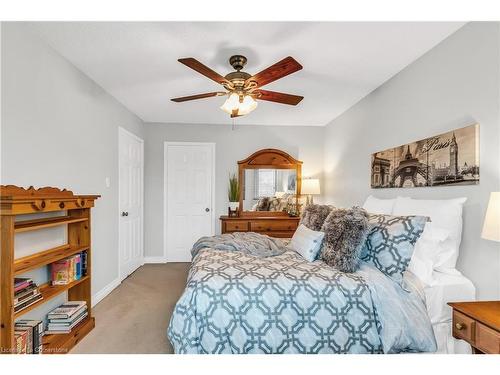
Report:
167,233,438,354
405,270,476,354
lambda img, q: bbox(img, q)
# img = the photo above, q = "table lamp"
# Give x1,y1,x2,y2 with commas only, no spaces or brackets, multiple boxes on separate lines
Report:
482,192,500,242
301,178,320,206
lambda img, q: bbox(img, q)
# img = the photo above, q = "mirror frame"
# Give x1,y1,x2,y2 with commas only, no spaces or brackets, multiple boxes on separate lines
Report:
238,148,302,216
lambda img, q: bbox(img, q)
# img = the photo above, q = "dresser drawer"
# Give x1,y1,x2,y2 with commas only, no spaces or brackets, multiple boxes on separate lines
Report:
250,220,298,232
224,221,249,232
452,311,475,342
475,323,500,354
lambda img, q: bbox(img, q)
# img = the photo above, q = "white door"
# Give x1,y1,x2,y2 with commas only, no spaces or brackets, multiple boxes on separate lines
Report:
119,127,144,280
165,142,215,262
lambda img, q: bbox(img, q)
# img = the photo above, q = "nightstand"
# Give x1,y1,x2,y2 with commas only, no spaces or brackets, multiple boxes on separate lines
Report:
448,301,500,354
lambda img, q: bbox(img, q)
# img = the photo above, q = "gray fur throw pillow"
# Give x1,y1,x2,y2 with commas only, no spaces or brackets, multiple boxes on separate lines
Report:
256,197,271,211
320,207,369,273
300,204,334,231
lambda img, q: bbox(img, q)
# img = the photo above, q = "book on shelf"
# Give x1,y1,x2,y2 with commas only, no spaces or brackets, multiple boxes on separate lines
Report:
14,293,43,313
50,252,85,285
46,312,88,334
15,320,43,354
46,301,88,334
13,278,43,314
47,308,87,324
48,301,87,320
14,329,29,354
14,285,39,305
14,277,34,293
81,251,88,276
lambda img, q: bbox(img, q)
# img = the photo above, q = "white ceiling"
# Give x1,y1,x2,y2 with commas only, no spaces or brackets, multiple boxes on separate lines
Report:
30,22,464,126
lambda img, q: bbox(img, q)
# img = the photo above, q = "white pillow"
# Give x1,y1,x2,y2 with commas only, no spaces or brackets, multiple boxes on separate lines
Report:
362,195,396,214
393,196,467,271
290,224,325,262
407,222,450,286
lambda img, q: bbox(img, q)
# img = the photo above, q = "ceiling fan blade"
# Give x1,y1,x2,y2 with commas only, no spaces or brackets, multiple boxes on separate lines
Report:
255,90,304,105
245,56,303,88
171,92,225,102
178,58,230,85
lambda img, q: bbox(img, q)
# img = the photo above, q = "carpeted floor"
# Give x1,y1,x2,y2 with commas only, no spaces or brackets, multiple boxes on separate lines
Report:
71,263,190,354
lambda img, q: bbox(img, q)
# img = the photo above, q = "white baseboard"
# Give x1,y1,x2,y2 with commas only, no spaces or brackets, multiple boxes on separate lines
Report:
143,256,167,264
92,277,121,307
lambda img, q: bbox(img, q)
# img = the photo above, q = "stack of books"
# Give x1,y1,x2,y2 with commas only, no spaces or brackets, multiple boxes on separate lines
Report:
46,301,88,334
14,278,43,313
50,251,87,285
14,320,44,354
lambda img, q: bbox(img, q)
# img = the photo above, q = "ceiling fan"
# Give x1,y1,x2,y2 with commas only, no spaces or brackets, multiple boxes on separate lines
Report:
171,55,304,118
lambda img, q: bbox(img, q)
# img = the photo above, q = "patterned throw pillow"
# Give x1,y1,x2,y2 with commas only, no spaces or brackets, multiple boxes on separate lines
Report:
361,214,428,285
320,207,370,272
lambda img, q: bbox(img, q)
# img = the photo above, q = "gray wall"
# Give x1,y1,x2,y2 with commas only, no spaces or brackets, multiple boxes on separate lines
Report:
1,23,145,299
323,22,500,299
143,123,325,258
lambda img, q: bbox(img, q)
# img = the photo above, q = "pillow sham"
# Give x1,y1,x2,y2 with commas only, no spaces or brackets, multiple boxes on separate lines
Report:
361,214,428,285
289,224,325,262
320,207,369,272
407,222,450,286
300,204,333,231
392,196,466,271
362,195,396,215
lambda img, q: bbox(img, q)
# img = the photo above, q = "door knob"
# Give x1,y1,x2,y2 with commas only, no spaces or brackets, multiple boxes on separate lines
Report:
205,208,210,212
121,211,129,217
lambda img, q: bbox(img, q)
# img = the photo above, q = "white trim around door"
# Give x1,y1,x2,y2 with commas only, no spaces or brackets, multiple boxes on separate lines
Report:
118,127,145,281
163,142,216,262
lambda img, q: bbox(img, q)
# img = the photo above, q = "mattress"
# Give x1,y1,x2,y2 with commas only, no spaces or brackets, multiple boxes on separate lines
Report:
404,270,476,354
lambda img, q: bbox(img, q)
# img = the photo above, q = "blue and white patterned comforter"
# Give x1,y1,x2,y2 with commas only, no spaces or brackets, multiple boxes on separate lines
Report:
167,235,436,354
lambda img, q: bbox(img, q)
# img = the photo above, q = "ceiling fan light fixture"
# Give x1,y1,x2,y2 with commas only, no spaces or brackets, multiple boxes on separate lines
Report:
237,95,258,116
220,92,240,115
220,93,257,116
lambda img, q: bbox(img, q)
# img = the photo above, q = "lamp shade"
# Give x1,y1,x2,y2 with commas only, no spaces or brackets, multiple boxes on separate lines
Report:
482,192,500,242
301,179,320,195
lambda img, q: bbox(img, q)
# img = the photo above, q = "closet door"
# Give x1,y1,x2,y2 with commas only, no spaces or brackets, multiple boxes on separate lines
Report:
164,142,215,262
119,127,144,280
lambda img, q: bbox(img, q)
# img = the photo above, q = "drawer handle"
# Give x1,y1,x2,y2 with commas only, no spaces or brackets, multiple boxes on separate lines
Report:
455,323,465,330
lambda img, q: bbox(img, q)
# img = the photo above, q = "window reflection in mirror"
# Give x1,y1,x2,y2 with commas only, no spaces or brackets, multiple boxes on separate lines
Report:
243,169,297,211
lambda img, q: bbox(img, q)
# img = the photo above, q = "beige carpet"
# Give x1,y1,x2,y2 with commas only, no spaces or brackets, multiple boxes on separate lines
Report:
71,263,190,354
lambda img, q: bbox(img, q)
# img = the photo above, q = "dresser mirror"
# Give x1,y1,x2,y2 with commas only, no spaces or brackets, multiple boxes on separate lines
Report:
238,149,302,216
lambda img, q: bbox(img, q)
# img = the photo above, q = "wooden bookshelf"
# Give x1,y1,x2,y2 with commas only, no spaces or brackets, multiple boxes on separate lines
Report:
0,185,100,354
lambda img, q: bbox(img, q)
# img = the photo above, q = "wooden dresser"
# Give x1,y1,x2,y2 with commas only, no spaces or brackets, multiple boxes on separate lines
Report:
448,301,500,354
220,216,300,238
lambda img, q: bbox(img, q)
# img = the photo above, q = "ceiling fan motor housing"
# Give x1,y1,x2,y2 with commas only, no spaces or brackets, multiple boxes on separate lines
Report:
229,55,247,71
